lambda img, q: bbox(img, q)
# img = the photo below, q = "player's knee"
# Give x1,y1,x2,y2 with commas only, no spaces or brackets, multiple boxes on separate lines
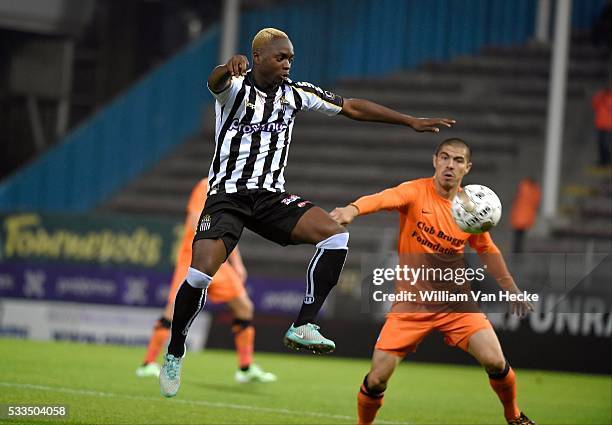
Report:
185,267,213,290
312,219,347,243
191,255,221,276
229,295,254,319
239,297,254,318
483,354,506,374
316,230,349,249
191,238,228,275
366,372,389,392
328,223,348,238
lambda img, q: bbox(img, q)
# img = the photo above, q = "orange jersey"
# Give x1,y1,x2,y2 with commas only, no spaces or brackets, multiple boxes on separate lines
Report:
510,179,541,230
182,178,208,252
353,177,500,256
353,177,503,311
592,89,612,130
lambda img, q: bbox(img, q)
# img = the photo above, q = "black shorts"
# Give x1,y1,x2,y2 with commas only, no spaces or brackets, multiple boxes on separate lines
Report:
194,190,315,256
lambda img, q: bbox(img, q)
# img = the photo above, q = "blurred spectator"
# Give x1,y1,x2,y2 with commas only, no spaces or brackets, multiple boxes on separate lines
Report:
592,88,612,167
510,177,541,253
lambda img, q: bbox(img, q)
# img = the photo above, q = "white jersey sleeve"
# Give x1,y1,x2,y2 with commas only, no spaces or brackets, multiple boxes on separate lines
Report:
207,75,244,106
291,81,343,116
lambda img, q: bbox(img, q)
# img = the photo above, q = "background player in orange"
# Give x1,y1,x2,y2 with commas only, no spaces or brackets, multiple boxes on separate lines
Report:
510,177,541,253
331,138,535,425
136,178,276,383
591,87,612,166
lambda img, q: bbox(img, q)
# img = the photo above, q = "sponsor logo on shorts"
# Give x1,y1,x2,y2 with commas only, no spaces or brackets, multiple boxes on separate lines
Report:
199,214,212,232
281,194,300,205
304,295,315,304
297,201,311,208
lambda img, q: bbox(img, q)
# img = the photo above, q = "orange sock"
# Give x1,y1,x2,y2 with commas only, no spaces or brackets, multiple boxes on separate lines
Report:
143,318,171,364
232,320,254,369
488,364,521,421
357,376,384,425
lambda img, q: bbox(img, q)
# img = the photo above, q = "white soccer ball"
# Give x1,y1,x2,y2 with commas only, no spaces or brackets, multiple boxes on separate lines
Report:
452,184,502,234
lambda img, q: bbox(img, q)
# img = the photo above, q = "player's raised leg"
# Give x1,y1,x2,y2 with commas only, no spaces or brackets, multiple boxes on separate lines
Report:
283,207,349,353
159,238,227,397
357,349,402,425
467,329,535,425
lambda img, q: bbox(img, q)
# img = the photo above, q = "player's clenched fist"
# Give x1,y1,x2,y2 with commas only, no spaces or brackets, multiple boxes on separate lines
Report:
226,55,249,77
330,205,359,225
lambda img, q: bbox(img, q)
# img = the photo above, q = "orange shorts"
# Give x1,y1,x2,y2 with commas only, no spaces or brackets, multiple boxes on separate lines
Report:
206,262,246,304
375,312,493,356
167,249,245,305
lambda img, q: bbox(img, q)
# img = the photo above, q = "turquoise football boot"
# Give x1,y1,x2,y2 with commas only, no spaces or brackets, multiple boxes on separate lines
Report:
283,323,335,354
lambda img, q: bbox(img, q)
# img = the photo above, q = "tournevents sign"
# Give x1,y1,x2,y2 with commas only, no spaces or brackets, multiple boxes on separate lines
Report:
0,211,309,313
0,212,182,270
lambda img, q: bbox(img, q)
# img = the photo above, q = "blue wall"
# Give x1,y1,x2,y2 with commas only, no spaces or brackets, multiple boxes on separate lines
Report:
0,0,606,212
238,0,538,84
0,30,219,212
572,0,607,29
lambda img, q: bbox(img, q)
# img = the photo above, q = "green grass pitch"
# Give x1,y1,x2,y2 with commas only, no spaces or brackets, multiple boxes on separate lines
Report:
0,338,610,424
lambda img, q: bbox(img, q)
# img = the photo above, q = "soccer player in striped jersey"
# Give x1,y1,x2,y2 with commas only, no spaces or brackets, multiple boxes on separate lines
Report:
136,178,276,383
160,27,455,398
331,138,535,425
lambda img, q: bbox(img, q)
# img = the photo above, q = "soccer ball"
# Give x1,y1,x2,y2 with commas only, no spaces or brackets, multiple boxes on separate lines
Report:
451,184,502,234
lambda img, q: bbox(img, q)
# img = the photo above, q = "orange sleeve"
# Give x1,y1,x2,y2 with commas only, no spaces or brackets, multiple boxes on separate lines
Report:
468,232,501,255
187,179,208,216
352,181,417,215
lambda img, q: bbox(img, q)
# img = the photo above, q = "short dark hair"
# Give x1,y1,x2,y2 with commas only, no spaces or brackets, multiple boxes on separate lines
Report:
435,138,472,161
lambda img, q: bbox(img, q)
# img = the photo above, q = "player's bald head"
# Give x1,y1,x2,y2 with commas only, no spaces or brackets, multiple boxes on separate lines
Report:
252,28,289,53
435,138,472,161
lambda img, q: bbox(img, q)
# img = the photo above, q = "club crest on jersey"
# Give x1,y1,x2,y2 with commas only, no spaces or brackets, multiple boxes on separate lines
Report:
280,95,289,113
245,101,256,110
199,214,212,232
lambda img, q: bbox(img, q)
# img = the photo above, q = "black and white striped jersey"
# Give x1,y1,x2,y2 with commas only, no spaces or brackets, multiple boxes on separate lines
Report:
206,71,343,195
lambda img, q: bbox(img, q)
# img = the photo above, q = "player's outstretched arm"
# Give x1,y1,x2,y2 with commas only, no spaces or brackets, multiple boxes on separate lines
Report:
331,184,415,225
330,205,360,225
208,55,249,93
339,98,455,133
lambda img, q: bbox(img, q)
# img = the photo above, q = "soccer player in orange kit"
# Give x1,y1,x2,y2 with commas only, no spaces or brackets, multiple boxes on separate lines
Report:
331,138,535,425
136,178,276,383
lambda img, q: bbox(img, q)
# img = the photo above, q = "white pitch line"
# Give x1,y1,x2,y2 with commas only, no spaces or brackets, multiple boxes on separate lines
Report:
0,382,407,424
